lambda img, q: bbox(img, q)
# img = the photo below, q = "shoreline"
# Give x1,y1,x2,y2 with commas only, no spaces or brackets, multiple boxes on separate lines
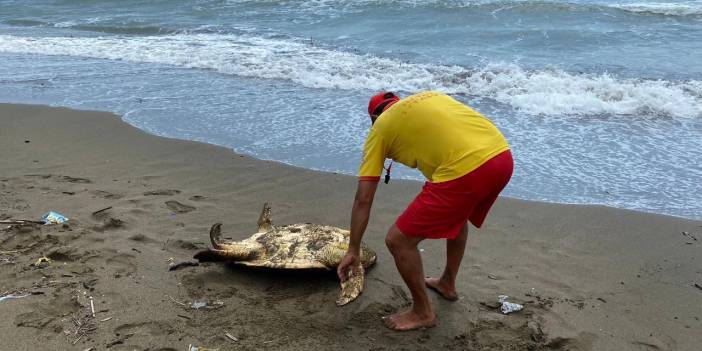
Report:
1,103,700,350
2,101,696,222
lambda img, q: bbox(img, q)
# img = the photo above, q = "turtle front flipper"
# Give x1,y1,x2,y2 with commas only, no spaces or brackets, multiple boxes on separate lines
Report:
319,242,373,306
337,264,365,306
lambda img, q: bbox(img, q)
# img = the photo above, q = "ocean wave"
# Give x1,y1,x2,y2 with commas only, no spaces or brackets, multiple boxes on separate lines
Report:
221,0,702,17
0,33,700,118
3,17,179,35
610,2,702,17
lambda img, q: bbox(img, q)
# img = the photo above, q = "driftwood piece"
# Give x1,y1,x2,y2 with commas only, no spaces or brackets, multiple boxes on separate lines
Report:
91,207,113,216
0,220,44,225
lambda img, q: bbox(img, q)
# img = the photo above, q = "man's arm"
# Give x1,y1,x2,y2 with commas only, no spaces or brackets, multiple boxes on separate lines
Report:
349,179,379,253
337,179,379,281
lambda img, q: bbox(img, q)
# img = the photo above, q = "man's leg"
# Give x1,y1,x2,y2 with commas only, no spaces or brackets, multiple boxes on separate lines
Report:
383,224,436,331
426,222,468,301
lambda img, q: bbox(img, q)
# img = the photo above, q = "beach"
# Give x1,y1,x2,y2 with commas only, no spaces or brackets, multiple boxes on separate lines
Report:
0,104,700,350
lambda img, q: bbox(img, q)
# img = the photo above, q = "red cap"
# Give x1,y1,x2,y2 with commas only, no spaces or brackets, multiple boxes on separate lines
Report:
368,91,400,117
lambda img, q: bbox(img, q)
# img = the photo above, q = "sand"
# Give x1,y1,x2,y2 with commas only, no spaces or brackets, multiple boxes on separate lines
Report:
0,104,700,351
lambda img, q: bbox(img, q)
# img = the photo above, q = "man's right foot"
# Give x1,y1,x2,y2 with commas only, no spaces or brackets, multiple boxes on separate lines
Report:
425,277,458,301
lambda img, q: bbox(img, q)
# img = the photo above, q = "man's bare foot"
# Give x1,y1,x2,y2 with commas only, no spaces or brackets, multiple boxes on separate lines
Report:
425,277,458,301
382,309,436,331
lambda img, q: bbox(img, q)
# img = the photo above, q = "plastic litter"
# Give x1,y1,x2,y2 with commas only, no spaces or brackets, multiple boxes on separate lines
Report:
41,211,68,225
190,301,208,309
0,294,29,302
498,295,524,314
34,256,52,266
190,300,224,310
188,345,219,351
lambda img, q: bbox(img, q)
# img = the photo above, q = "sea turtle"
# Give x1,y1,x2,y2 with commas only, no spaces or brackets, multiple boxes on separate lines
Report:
193,203,376,306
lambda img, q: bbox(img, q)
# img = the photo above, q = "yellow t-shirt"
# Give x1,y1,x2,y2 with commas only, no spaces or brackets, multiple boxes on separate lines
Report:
358,91,510,183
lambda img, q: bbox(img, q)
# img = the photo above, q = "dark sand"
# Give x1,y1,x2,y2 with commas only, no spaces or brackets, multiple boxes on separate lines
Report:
1,104,700,351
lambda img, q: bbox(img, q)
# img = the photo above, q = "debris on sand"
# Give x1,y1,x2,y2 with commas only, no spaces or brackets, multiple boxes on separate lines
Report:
41,211,68,225
0,219,45,226
168,261,199,271
498,295,524,314
188,344,219,351
33,256,52,267
91,206,112,216
0,293,30,302
225,332,238,342
65,307,97,345
682,231,697,242
190,300,224,310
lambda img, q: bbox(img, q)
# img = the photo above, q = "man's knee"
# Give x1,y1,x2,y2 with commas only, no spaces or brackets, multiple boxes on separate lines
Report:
385,225,403,253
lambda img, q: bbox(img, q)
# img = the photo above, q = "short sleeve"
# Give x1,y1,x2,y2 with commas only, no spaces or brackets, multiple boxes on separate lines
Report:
358,127,386,181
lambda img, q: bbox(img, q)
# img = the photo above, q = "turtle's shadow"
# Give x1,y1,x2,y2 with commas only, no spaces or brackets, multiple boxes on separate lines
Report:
222,262,338,280
217,263,340,303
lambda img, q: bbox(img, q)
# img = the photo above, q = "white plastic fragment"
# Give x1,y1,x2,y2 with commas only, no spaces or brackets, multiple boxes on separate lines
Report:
190,300,208,309
0,294,29,302
498,295,524,314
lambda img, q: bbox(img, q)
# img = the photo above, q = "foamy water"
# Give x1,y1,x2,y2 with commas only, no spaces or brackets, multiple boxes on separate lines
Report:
1,34,700,118
0,0,701,219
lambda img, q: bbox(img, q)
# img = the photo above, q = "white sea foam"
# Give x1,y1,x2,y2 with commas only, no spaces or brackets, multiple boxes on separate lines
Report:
611,2,702,17
222,0,702,15
0,33,700,117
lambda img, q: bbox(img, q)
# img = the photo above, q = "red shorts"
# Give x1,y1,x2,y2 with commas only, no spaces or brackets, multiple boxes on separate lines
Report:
396,150,513,240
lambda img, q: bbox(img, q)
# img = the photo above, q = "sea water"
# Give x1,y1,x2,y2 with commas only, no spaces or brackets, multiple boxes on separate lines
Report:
0,0,700,219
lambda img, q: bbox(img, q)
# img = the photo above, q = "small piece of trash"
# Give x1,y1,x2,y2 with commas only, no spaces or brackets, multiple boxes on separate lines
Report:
498,295,523,314
188,345,219,351
190,300,224,310
168,261,199,271
225,332,238,342
41,211,68,225
191,301,208,309
0,294,30,302
682,231,698,241
33,256,51,266
100,317,113,322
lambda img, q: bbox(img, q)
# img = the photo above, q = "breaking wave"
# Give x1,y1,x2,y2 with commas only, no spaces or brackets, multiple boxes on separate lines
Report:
220,0,702,17
0,33,700,117
611,2,702,17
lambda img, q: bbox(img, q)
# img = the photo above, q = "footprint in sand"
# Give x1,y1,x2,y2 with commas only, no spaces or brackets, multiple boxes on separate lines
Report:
114,320,173,337
90,190,123,199
165,201,196,213
58,175,92,184
92,218,125,232
143,189,181,196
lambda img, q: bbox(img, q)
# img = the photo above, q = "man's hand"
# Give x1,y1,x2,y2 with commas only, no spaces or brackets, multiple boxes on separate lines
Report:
337,252,360,282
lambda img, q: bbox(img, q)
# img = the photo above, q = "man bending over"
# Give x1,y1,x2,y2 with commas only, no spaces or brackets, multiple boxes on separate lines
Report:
338,91,513,331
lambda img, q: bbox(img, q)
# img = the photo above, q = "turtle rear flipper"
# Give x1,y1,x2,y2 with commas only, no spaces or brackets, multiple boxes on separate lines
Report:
257,202,272,233
209,223,224,249
337,265,365,306
194,223,263,262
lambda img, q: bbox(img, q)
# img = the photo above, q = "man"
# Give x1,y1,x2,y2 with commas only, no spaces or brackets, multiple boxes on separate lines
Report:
337,91,513,331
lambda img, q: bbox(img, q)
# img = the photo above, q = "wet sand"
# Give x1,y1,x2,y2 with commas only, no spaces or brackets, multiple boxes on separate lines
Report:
1,104,700,351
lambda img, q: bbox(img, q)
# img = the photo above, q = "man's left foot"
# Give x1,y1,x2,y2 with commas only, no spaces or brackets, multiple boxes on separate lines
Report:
382,310,436,331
